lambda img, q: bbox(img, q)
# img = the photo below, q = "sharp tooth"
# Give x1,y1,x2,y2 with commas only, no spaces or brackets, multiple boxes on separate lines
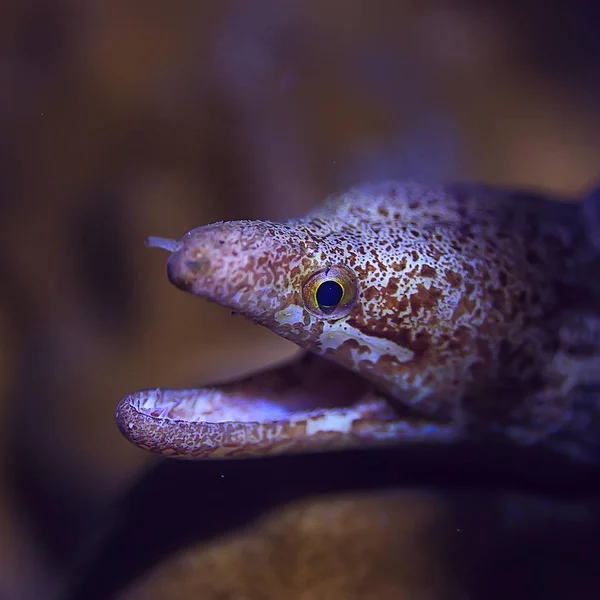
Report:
155,404,174,419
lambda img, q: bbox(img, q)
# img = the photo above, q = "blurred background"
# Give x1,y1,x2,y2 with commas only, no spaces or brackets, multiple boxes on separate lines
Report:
2,1,600,599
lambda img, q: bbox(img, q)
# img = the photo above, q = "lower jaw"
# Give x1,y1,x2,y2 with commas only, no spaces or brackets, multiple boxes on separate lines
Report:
115,353,457,459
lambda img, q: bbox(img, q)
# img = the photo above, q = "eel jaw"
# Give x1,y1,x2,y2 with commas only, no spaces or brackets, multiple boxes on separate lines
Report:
116,354,458,459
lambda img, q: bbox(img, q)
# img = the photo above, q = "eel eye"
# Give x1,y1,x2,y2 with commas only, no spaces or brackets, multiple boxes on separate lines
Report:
316,280,343,309
302,266,357,318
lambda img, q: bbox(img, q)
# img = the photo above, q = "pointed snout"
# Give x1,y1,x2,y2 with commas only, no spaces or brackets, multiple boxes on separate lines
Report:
151,220,267,301
148,219,303,319
145,234,206,291
165,242,211,292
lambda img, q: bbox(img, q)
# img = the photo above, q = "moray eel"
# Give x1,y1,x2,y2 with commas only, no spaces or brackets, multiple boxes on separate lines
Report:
116,182,600,461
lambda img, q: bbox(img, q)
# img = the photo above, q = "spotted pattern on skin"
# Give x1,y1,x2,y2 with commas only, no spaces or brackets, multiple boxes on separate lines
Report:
117,181,600,461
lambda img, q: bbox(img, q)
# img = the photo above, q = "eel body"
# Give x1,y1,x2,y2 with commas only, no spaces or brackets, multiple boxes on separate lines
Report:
116,182,600,461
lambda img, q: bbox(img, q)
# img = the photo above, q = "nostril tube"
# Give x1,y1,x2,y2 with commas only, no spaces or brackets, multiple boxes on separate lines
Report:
146,236,180,252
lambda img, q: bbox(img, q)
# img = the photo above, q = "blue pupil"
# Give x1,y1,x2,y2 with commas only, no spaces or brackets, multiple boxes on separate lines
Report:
316,280,343,309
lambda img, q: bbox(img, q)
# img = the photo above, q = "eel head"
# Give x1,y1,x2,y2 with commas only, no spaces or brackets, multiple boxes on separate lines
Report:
116,187,476,458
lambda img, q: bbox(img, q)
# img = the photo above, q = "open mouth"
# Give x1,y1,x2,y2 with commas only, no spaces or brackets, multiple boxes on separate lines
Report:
116,353,456,459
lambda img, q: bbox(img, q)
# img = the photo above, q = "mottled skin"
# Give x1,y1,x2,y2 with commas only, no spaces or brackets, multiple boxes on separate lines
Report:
116,182,600,461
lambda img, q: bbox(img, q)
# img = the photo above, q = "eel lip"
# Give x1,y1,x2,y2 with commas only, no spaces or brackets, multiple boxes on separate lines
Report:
115,353,455,459
115,385,398,458
115,383,455,459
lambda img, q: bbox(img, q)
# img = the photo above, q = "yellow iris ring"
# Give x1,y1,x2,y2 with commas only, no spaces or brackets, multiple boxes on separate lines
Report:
302,265,357,319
